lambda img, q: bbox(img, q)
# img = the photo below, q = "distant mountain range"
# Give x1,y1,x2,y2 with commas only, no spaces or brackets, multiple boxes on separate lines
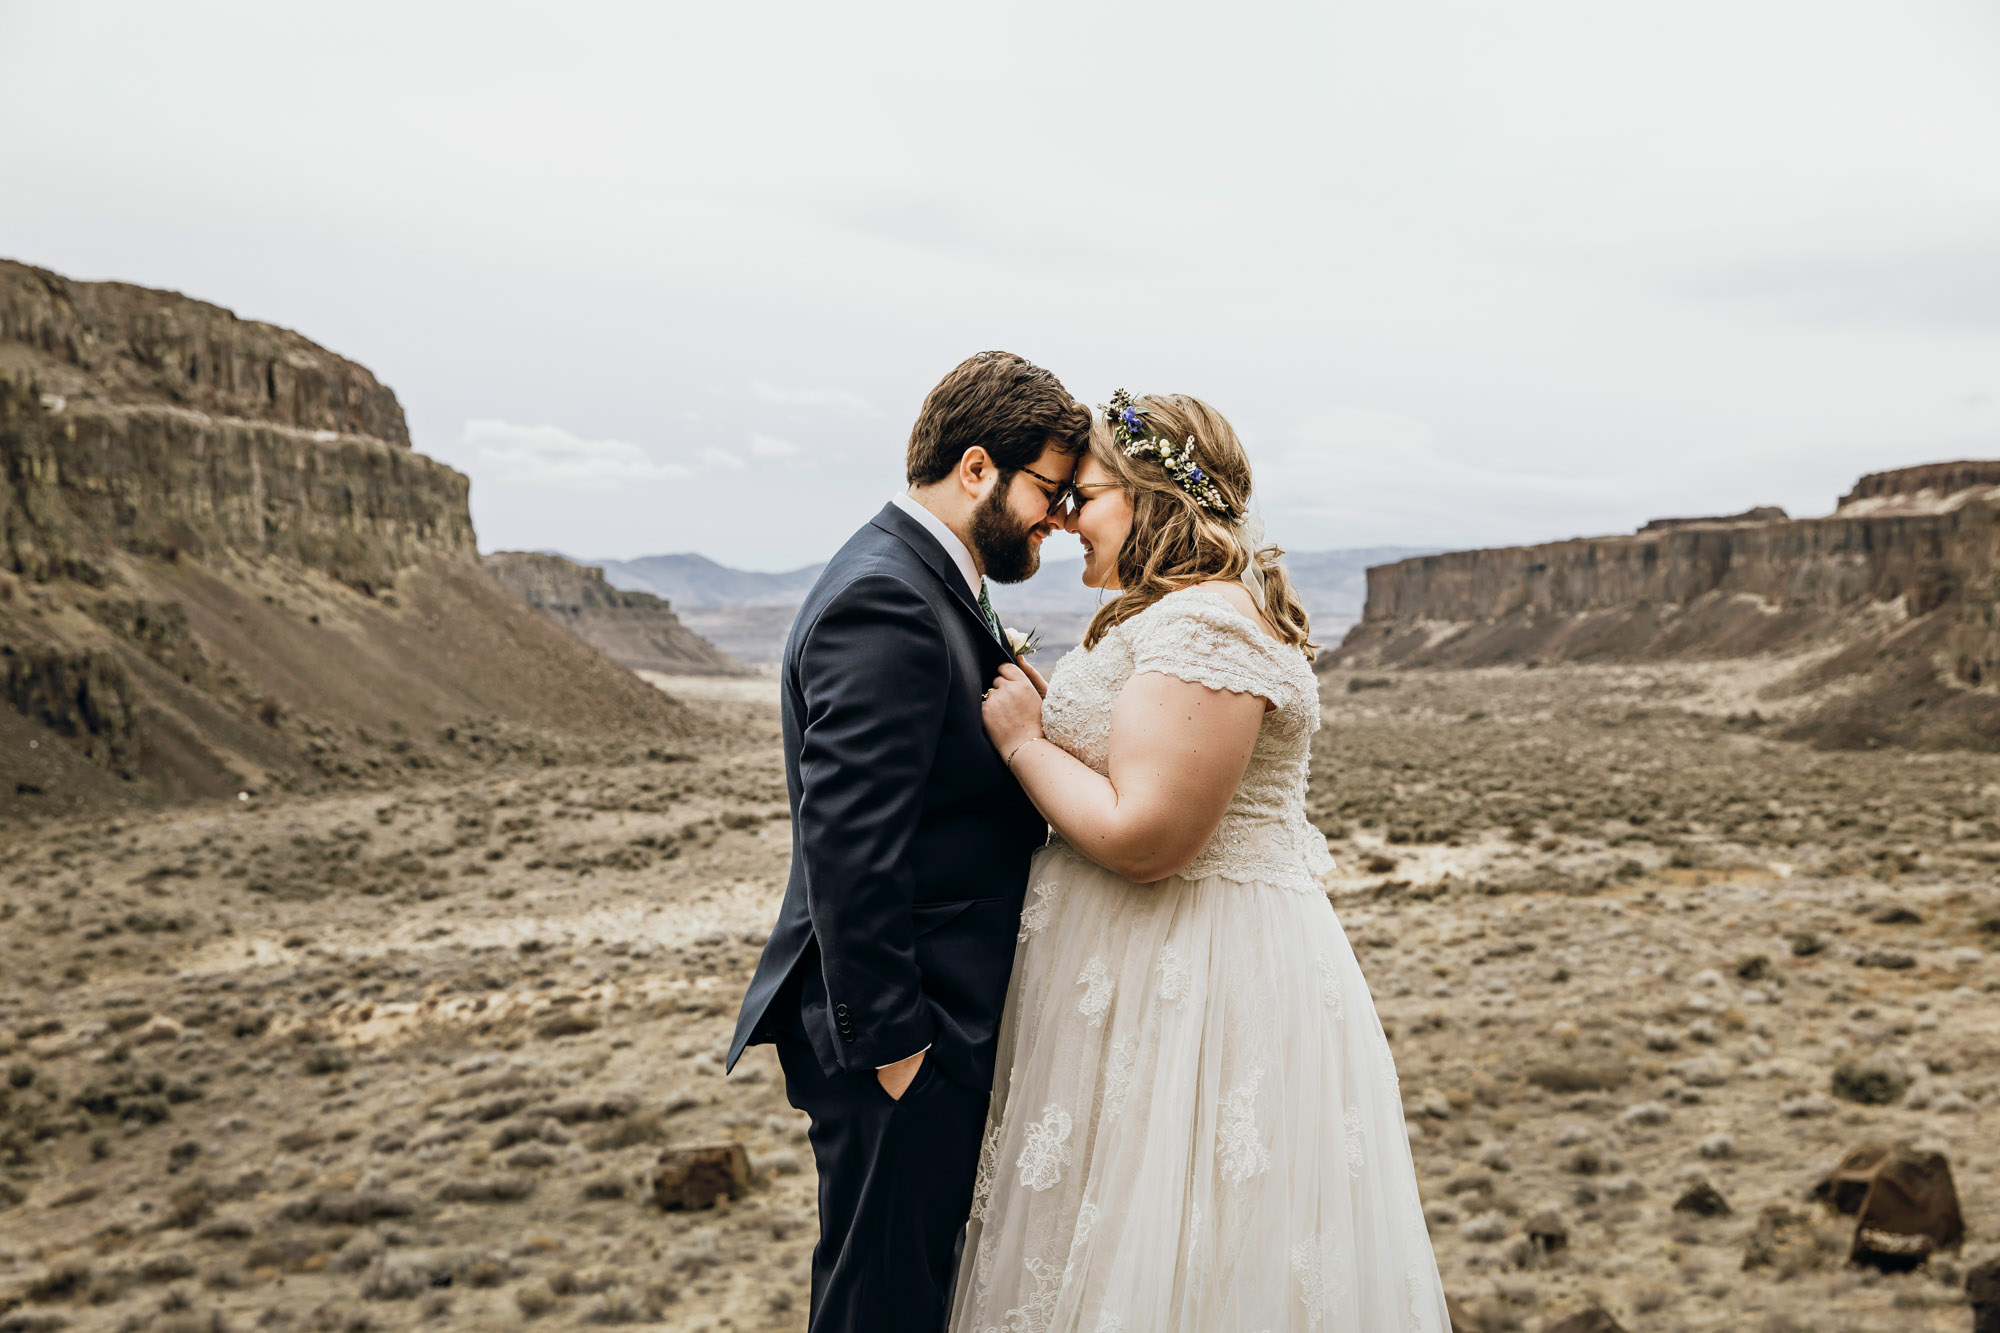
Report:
989,545,1438,659
565,542,1439,664
581,553,826,608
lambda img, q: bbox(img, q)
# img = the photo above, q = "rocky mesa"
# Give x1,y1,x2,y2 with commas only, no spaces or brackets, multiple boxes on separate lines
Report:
1331,462,2000,750
484,552,748,677
0,258,689,818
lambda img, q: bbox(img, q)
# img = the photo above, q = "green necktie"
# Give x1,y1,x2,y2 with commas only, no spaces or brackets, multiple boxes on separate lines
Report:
975,581,1008,650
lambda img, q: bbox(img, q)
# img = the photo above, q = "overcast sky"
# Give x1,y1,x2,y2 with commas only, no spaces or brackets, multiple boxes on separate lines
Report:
3,1,1996,569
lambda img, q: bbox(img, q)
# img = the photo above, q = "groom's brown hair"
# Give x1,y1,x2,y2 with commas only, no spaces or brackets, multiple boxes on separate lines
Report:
906,351,1091,486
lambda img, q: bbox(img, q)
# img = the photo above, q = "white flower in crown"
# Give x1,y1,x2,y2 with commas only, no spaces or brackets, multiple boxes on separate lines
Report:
1098,388,1233,515
1006,626,1043,658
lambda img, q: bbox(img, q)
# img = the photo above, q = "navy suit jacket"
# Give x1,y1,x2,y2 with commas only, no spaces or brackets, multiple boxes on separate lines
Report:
727,503,1049,1093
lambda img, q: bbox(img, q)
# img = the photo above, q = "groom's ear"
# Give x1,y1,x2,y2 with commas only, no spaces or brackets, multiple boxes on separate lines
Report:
956,445,999,500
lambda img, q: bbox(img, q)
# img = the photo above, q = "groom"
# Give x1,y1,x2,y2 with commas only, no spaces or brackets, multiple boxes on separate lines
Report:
727,351,1090,1332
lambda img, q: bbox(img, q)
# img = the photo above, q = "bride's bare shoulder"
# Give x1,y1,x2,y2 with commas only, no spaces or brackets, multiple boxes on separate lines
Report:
1188,580,1281,641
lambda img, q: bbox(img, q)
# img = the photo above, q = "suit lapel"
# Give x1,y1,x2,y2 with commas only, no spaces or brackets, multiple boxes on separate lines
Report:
869,504,1012,663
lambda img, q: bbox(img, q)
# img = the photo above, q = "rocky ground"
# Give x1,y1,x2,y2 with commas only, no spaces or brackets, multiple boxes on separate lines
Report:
1316,660,1999,1332
2,664,1996,1331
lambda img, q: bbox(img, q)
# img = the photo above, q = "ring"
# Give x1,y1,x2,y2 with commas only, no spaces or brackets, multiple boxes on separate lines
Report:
983,688,994,700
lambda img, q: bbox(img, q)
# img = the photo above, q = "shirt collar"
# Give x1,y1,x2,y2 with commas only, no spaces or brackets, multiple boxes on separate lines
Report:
890,494,982,600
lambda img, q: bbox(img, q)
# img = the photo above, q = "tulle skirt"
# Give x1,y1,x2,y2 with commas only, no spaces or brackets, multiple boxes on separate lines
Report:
951,843,1451,1333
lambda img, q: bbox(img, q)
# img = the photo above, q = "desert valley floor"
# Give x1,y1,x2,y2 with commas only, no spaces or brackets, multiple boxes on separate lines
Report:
2,665,1996,1333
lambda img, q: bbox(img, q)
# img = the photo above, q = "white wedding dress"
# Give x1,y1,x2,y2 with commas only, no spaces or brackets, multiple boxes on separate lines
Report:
952,586,1450,1333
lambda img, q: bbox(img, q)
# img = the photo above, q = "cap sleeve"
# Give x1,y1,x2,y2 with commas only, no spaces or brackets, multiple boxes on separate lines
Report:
1126,587,1298,707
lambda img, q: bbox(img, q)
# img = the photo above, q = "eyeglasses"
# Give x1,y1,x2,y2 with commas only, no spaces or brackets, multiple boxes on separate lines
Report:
1017,466,1077,518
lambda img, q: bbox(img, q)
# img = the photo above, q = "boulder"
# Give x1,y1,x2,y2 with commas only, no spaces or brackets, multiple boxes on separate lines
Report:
1967,1258,2000,1333
651,1143,750,1211
1812,1142,1964,1272
1854,1152,1964,1271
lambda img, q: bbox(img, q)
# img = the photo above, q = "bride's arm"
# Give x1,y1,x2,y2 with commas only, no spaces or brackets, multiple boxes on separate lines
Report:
981,663,1266,883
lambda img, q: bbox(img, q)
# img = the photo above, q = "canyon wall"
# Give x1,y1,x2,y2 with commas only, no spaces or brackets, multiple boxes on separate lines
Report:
1,259,472,593
1,260,686,817
0,379,475,594
0,258,407,444
1838,460,2000,516
1333,464,2000,748
484,552,748,676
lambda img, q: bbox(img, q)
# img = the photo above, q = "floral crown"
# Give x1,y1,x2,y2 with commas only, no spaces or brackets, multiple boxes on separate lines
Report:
1100,389,1233,515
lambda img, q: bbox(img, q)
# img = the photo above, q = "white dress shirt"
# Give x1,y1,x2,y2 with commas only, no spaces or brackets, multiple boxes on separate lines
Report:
891,493,982,602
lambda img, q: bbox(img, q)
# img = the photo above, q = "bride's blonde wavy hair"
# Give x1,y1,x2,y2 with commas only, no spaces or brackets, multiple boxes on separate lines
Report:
1082,393,1317,659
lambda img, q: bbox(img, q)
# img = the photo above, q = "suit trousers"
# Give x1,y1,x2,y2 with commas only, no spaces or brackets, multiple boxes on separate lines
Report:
775,1027,990,1333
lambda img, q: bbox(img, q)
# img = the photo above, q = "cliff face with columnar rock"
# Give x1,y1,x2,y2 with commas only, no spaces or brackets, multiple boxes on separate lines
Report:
1332,462,2000,749
0,259,408,444
1,258,687,817
0,259,472,592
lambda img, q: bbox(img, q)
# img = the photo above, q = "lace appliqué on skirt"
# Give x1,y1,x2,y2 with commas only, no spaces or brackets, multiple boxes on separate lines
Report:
1217,1067,1272,1184
1017,1105,1074,1192
1019,878,1060,940
1101,1037,1136,1121
1315,950,1345,1019
1156,945,1192,1006
973,1118,1006,1221
1075,957,1113,1027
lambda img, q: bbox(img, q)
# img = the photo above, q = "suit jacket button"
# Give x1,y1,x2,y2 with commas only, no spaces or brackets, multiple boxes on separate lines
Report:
841,1033,855,1044
834,1003,850,1016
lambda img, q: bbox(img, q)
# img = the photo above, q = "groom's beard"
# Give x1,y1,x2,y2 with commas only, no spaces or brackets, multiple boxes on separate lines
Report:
969,481,1043,584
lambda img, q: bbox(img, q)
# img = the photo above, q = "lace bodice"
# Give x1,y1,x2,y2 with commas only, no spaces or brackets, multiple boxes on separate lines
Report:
1039,585,1334,892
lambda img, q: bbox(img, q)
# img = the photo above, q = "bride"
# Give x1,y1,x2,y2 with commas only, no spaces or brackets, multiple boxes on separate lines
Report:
958,392,1450,1332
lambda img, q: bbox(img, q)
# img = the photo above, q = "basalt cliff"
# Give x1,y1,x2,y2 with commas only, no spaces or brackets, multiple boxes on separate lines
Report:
1332,463,2000,749
0,258,688,817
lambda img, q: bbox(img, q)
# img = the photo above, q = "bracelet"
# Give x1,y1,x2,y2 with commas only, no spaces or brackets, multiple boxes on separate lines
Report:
1003,736,1042,767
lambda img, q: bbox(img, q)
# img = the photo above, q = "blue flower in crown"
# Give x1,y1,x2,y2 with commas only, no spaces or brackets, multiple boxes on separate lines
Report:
1099,388,1233,515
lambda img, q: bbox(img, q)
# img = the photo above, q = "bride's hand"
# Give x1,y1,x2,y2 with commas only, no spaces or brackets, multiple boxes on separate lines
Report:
982,663,1044,759
1016,658,1050,698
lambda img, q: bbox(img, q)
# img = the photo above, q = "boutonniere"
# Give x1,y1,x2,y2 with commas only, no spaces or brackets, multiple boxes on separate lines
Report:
1005,626,1043,658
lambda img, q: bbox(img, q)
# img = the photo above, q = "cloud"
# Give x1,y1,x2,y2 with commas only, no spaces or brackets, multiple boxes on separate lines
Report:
747,431,801,459
750,380,877,415
697,446,747,470
459,419,692,490
1680,239,2000,333
1256,409,1622,545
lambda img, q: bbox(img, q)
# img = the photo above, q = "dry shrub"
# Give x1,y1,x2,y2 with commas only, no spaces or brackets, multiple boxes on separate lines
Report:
584,1111,664,1152
25,1256,93,1301
1526,1062,1628,1094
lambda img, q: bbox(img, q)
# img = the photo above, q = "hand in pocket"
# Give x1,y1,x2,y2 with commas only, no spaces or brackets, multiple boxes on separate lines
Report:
876,1049,925,1101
